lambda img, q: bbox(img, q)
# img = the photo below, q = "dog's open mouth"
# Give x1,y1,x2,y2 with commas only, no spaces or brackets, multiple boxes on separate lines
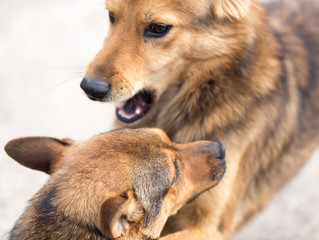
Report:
115,90,153,123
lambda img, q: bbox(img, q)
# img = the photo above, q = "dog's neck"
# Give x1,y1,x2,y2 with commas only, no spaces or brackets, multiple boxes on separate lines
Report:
9,186,107,240
154,20,282,143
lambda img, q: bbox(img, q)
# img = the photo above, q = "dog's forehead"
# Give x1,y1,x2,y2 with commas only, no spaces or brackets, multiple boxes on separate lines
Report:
92,128,176,153
63,129,175,191
105,128,167,142
105,0,209,9
104,0,210,24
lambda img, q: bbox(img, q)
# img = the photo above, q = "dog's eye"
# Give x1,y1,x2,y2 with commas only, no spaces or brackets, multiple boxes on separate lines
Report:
172,161,179,184
109,12,115,24
144,24,172,38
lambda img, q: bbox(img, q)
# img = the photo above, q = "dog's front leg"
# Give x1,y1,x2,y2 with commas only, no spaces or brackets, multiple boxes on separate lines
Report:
159,226,229,240
158,188,236,240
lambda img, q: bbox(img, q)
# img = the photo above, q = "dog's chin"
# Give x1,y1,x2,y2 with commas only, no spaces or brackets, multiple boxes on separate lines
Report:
115,90,153,123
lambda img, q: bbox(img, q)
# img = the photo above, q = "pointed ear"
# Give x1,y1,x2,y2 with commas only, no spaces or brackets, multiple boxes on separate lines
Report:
213,0,251,20
4,137,73,174
99,191,144,239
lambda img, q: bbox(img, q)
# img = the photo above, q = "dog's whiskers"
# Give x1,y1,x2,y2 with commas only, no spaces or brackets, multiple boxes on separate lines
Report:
35,71,83,99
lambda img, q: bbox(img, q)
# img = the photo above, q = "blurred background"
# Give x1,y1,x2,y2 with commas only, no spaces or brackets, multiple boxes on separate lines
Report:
0,0,318,239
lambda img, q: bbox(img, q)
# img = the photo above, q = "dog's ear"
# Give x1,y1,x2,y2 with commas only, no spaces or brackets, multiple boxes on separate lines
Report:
213,0,251,20
99,191,144,239
4,137,73,174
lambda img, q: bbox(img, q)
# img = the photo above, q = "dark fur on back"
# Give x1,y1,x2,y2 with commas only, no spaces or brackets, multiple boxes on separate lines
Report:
9,187,106,240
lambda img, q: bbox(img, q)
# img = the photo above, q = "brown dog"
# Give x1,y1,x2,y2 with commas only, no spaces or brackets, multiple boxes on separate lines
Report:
5,128,225,239
80,0,319,239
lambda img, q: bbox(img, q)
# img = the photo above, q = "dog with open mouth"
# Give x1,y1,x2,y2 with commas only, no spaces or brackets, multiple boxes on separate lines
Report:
5,128,225,240
80,0,319,239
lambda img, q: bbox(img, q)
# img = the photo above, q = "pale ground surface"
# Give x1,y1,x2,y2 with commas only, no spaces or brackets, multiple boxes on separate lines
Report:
0,0,318,239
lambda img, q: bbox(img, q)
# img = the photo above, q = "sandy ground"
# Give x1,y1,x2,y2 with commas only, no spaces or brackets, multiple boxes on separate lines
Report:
0,0,318,239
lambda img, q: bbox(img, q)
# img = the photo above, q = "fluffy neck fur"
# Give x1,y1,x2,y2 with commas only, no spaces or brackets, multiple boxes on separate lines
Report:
154,10,282,143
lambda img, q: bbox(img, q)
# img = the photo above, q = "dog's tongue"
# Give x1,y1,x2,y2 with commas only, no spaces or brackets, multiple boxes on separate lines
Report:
116,91,152,123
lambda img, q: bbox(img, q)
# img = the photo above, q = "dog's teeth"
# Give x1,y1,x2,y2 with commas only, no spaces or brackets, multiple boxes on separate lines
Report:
118,109,132,120
135,108,141,115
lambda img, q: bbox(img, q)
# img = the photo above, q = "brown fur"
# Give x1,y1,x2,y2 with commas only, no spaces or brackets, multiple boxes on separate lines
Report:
5,128,226,239
82,0,319,239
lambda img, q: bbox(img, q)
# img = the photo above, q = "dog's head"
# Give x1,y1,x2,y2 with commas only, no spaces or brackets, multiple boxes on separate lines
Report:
5,128,225,239
81,0,255,124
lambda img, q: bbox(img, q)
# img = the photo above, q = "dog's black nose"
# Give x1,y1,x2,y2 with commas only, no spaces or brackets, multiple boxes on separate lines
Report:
204,141,226,163
214,141,226,160
209,140,226,160
80,77,111,101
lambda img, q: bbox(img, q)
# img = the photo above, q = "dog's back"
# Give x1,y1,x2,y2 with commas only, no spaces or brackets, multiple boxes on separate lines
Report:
267,0,319,146
235,1,319,227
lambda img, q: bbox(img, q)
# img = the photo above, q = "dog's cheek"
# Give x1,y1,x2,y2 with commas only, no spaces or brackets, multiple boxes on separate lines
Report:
184,29,238,60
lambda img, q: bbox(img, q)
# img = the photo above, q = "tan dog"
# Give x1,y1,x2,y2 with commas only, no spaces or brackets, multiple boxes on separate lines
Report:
5,128,225,239
80,0,319,239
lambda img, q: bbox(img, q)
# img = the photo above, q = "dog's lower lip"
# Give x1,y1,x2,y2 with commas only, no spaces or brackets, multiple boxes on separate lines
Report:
116,90,153,123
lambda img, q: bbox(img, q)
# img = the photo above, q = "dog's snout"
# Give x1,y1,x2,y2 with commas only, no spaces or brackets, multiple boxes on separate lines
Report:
80,77,111,101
